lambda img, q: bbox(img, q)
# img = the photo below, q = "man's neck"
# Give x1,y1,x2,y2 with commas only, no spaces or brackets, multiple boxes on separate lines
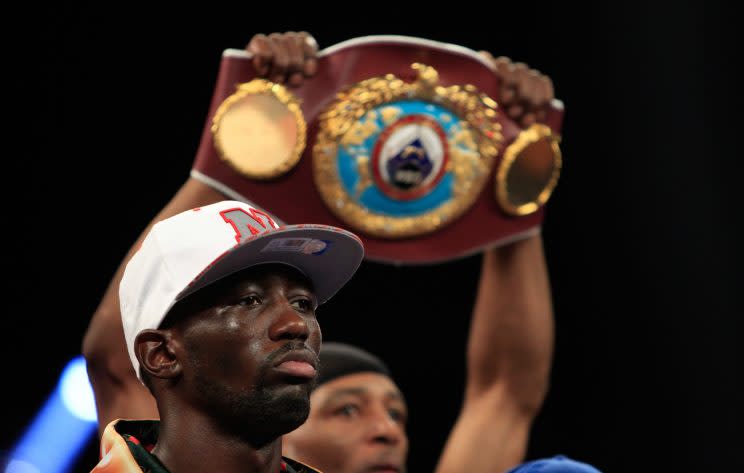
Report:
152,409,284,473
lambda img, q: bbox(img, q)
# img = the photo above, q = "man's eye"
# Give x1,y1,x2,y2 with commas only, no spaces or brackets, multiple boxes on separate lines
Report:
336,404,360,418
291,298,314,312
389,408,407,424
239,295,261,307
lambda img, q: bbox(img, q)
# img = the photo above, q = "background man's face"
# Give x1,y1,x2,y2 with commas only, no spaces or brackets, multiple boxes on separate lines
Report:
283,372,409,473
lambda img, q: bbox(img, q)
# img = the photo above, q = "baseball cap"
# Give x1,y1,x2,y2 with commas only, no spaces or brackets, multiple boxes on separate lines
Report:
506,456,602,473
119,200,364,377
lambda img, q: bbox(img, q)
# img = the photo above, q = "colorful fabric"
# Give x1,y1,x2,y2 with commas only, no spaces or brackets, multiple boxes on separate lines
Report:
91,419,321,473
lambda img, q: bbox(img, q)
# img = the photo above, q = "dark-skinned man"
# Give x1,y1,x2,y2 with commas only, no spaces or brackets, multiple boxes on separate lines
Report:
84,32,557,473
92,200,364,472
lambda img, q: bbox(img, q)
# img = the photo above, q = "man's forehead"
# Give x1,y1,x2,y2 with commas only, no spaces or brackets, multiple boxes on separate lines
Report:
314,372,404,402
212,263,314,293
168,263,315,321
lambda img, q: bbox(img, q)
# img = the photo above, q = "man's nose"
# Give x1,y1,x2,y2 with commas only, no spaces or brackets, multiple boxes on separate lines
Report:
368,409,405,446
268,302,311,342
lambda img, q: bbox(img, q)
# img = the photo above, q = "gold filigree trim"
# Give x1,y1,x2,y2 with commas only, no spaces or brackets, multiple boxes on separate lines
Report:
313,64,503,239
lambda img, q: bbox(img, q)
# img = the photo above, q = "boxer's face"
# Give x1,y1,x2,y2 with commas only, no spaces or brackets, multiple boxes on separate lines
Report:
283,372,408,473
144,264,321,439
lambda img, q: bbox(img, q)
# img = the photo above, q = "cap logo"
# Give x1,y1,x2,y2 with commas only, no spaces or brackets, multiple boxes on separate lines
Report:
220,207,280,243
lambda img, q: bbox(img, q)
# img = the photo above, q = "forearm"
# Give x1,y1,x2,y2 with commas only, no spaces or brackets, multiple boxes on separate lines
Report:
465,233,554,412
436,234,554,473
438,52,558,473
436,390,531,473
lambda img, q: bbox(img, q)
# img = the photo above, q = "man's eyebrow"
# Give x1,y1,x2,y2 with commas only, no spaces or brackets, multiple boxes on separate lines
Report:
320,387,369,407
386,390,405,403
320,386,406,406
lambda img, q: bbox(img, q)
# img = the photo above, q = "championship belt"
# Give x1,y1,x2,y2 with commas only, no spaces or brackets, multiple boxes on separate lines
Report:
192,36,563,264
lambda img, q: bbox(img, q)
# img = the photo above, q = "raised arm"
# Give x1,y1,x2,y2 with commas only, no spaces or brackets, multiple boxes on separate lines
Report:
436,57,556,473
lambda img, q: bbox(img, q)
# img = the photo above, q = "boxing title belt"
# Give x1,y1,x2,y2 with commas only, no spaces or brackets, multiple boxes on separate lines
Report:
192,36,563,264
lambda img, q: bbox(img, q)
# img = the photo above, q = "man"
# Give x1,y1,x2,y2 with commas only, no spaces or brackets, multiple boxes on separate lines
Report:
282,342,407,472
84,32,555,473
91,200,364,472
282,228,553,473
283,346,602,473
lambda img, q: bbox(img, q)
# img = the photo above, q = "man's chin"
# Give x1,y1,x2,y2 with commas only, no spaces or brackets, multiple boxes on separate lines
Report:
270,380,313,401
266,385,311,428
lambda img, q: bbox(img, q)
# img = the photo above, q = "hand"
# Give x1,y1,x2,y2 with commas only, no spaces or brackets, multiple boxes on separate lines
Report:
246,31,319,87
479,51,555,128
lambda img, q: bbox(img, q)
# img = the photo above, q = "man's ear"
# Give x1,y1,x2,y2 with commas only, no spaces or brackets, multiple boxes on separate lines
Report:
135,329,182,380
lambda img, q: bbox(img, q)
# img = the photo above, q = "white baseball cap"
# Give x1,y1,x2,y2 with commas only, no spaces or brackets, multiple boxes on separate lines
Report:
119,200,364,377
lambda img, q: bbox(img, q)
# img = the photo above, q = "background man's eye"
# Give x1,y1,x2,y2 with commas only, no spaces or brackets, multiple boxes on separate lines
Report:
337,405,360,417
389,409,407,424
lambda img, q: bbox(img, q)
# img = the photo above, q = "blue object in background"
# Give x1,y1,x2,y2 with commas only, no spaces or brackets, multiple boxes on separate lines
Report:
4,356,97,473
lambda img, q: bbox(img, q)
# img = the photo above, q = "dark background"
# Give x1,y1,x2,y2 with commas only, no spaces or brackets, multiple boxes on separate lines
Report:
6,2,740,472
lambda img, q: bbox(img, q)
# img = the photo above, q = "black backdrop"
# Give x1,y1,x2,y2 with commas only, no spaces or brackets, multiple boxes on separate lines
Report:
6,2,740,472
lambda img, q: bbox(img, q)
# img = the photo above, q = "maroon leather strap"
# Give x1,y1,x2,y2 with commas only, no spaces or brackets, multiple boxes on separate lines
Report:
192,37,563,264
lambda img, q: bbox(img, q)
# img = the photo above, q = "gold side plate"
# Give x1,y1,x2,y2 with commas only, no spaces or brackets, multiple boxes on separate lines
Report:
496,124,562,216
212,79,306,180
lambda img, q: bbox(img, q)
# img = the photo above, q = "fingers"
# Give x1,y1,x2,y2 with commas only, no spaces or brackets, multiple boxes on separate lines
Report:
492,56,517,105
539,74,555,105
283,32,306,87
511,61,531,100
266,32,291,83
487,54,556,128
245,31,319,87
299,31,319,77
247,34,273,77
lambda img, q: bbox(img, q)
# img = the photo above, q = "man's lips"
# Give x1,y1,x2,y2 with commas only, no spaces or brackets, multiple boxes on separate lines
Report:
368,464,400,473
365,452,404,473
273,350,318,379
